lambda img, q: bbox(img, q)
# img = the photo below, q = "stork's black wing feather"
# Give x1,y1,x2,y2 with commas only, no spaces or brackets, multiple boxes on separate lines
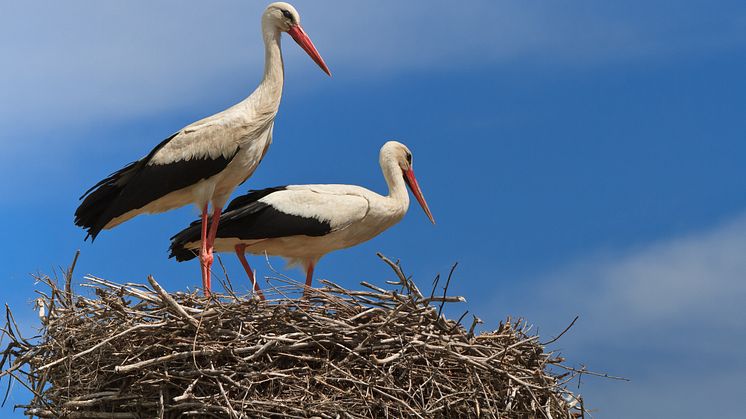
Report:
223,186,288,212
169,186,333,262
74,132,237,241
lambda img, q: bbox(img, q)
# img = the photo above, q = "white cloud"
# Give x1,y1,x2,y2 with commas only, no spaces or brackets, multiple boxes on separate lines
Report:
2,0,744,136
0,1,265,130
2,1,744,189
538,214,746,338
515,214,746,418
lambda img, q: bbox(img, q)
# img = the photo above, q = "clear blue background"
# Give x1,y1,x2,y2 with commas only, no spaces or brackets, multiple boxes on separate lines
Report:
2,1,746,417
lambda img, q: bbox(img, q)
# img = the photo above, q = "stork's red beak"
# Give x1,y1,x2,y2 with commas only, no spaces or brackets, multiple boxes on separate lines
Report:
403,168,435,224
287,25,331,77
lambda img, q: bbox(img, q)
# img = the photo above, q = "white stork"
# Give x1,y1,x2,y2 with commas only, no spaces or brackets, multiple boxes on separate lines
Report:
74,2,330,296
169,141,435,299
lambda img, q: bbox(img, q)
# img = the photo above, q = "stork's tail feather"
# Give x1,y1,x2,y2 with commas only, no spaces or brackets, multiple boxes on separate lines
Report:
169,222,202,262
74,161,138,241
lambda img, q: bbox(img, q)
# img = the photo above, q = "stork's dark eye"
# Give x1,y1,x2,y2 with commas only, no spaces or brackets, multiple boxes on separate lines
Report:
281,10,293,20
406,153,412,164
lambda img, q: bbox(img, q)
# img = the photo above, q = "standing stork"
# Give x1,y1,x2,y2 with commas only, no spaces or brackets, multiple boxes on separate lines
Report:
74,2,331,296
169,141,435,298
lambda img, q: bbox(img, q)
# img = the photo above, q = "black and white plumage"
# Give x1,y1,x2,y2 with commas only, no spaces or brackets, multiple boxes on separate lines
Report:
74,132,239,239
169,141,435,298
73,2,331,295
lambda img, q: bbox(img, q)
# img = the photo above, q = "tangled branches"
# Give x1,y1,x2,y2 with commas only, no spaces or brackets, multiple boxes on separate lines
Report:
1,254,584,418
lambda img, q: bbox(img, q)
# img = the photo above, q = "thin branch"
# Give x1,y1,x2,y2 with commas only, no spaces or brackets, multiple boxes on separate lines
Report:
541,316,579,345
438,262,459,318
64,250,81,308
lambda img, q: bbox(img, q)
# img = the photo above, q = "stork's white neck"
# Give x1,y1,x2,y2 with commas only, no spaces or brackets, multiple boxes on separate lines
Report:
381,157,410,211
261,26,284,91
241,21,285,113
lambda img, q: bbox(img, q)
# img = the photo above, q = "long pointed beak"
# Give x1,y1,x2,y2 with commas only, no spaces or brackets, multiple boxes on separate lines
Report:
403,168,435,224
287,25,331,77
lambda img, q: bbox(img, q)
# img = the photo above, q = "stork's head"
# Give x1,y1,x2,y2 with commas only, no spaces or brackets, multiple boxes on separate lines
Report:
381,141,435,224
263,2,331,76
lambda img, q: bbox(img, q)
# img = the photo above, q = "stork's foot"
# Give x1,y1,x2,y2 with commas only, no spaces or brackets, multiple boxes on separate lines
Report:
199,253,213,298
205,251,214,293
234,245,265,301
199,205,211,298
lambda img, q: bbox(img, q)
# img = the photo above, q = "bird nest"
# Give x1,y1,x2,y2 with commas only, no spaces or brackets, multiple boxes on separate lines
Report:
1,254,586,418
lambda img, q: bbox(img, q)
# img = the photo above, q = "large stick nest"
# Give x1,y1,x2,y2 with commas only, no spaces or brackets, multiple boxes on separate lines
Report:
2,254,584,418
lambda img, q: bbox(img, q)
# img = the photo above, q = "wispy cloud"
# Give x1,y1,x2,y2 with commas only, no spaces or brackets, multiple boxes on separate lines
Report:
537,214,746,339
517,213,746,417
2,1,745,203
2,0,744,135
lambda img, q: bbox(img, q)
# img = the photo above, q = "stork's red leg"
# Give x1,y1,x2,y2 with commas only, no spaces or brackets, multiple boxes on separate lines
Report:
235,244,265,300
199,206,210,297
302,261,315,298
204,206,222,293
305,262,315,288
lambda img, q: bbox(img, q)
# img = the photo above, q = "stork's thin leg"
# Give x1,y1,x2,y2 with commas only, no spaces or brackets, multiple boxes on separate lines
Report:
235,244,265,300
305,262,315,288
204,206,223,293
199,206,210,297
302,261,315,298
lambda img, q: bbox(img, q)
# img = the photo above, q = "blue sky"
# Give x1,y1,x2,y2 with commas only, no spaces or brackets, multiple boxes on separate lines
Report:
2,1,746,417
